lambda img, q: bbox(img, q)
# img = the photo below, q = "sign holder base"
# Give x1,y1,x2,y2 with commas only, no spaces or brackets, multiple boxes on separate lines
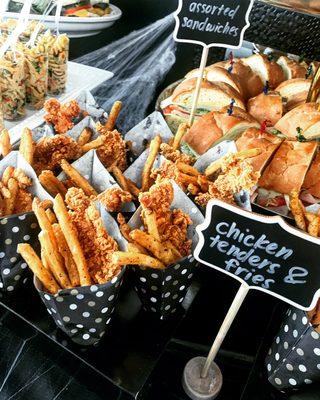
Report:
182,356,222,400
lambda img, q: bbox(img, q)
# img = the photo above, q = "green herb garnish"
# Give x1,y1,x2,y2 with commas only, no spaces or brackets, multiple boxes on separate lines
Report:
296,127,307,142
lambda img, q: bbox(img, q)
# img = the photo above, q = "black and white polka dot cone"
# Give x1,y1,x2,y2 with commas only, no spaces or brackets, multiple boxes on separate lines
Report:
132,254,197,319
266,308,320,391
35,268,125,346
0,212,40,292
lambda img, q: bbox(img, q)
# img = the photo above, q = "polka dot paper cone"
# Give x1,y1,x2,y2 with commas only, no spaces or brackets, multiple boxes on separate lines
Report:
0,212,39,292
132,254,197,319
35,269,125,346
266,308,320,391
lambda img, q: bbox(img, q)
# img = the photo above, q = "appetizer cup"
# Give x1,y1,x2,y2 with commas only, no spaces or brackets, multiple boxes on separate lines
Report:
266,307,320,391
35,268,125,346
0,152,51,292
128,181,204,319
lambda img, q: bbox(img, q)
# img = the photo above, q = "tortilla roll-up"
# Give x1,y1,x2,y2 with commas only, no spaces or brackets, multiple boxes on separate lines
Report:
77,127,93,146
39,170,67,198
53,194,91,286
105,101,122,131
60,159,98,197
173,123,188,151
0,129,11,157
5,178,19,215
17,243,60,294
112,251,165,269
141,135,162,192
52,223,80,287
38,230,71,289
19,128,34,165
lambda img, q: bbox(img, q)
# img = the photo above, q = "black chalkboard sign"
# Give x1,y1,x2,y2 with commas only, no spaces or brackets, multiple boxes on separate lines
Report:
194,200,320,310
173,0,254,48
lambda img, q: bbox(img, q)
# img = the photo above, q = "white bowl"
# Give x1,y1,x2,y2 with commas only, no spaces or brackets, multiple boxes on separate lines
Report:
4,4,122,38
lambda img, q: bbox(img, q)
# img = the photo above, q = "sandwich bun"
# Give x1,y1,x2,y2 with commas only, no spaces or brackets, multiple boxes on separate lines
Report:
303,152,320,198
276,78,311,111
247,91,283,126
277,56,308,80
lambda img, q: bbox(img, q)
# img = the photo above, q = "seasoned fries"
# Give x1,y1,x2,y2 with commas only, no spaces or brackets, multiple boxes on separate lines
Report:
39,170,68,197
290,190,307,231
81,135,107,153
141,135,161,192
77,127,93,146
173,123,188,151
60,159,98,197
112,251,165,269
110,165,130,192
18,244,60,294
105,101,122,131
19,128,34,165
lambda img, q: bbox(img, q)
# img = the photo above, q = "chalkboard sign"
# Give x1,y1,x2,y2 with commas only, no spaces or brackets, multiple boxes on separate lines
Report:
194,200,320,311
173,0,254,49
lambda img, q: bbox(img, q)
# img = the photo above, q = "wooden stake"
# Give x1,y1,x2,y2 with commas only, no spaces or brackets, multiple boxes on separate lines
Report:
188,46,209,127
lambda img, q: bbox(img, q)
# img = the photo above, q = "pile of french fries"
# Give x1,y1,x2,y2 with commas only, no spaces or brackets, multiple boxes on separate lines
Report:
18,195,95,294
290,190,320,237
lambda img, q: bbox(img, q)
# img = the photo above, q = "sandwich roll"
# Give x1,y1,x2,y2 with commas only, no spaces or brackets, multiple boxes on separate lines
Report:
215,58,264,99
236,127,283,174
303,152,320,199
247,91,283,126
242,54,285,89
275,103,320,139
258,140,318,195
182,107,259,156
276,78,311,111
277,56,308,80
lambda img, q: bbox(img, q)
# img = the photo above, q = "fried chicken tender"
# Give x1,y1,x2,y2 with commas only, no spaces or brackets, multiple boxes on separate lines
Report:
195,154,260,207
160,143,195,165
33,135,82,175
96,123,127,171
44,99,81,134
65,187,121,284
151,160,189,191
14,189,33,214
97,187,132,213
139,180,192,257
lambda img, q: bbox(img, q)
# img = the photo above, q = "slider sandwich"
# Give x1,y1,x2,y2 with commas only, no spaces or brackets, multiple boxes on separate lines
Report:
247,91,284,126
181,107,259,156
276,56,308,80
161,78,245,132
276,78,311,111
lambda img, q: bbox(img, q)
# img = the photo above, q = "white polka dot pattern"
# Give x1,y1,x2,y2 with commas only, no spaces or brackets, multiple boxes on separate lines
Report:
266,307,320,391
132,253,197,318
36,267,125,346
0,212,39,292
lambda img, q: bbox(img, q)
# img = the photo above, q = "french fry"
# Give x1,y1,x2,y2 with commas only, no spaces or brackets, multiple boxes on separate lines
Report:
60,159,98,197
39,170,67,198
53,223,80,287
105,101,122,131
112,251,165,269
39,200,54,210
305,212,320,237
77,127,93,146
290,191,306,231
110,166,130,192
2,166,14,185
53,194,91,286
126,178,141,198
142,210,160,241
17,243,60,294
164,240,182,262
5,178,19,215
45,208,57,224
0,129,11,157
205,148,262,176
141,135,162,192
38,230,71,289
173,123,188,151
178,172,199,186
176,162,199,176
130,229,176,265
197,175,209,192
187,183,200,196
41,248,50,270
82,135,107,153
127,242,149,255
19,127,34,165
